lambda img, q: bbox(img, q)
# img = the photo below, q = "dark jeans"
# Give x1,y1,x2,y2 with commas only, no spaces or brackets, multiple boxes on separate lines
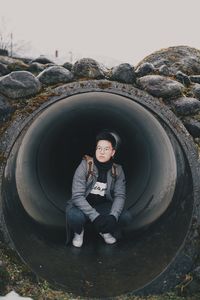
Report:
66,202,132,235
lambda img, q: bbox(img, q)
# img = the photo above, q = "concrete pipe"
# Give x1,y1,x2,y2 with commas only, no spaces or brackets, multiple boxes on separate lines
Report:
0,80,199,298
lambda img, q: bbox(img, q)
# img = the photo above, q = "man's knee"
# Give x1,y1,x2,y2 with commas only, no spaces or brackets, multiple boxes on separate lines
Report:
67,206,86,224
66,206,87,234
119,209,132,226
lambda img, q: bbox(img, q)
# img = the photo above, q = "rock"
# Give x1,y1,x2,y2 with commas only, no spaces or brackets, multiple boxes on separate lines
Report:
137,75,184,99
7,61,29,72
183,118,200,137
0,63,9,76
0,56,29,66
190,75,200,84
27,62,45,74
62,62,73,71
72,58,105,79
192,83,200,99
173,97,200,116
181,56,200,75
158,64,170,76
175,71,191,87
0,71,41,99
0,95,14,122
37,66,73,85
31,56,54,65
111,63,136,83
135,62,155,77
137,46,200,75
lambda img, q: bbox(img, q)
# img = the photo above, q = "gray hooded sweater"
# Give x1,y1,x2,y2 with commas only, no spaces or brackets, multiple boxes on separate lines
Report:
67,158,126,221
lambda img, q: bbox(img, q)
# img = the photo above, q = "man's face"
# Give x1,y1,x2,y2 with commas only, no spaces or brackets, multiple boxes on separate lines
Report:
95,140,116,163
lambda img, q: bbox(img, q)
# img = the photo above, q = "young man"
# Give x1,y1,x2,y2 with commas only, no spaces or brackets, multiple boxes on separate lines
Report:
66,131,130,247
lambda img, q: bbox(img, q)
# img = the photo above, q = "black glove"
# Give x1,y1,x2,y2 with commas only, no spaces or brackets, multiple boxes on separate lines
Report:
93,215,107,233
101,215,117,233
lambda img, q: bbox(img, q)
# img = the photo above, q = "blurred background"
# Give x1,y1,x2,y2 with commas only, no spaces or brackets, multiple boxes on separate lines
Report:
0,0,199,66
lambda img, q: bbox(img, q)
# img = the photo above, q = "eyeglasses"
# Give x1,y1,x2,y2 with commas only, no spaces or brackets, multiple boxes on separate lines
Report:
96,146,113,152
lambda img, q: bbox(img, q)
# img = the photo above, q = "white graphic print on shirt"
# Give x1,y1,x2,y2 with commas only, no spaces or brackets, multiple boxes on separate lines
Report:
90,181,107,196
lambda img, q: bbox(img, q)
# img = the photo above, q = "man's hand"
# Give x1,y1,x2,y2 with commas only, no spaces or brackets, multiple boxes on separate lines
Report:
93,215,107,232
93,214,117,233
101,215,117,233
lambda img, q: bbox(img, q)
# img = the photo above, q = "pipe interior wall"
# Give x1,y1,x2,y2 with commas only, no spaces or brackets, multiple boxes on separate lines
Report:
1,90,196,297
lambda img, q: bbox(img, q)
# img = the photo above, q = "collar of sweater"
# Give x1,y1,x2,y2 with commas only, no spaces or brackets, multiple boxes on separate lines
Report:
93,156,113,172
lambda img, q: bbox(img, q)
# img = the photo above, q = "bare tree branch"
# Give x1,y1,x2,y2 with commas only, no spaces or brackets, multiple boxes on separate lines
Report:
0,17,30,56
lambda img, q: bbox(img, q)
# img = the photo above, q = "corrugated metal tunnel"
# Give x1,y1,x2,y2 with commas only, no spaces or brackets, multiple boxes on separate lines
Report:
1,83,199,298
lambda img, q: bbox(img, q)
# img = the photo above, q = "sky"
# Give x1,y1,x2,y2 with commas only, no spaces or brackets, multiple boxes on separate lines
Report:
0,0,200,66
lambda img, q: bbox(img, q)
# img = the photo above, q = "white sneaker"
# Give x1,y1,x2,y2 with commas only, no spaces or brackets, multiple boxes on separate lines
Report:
72,230,84,247
100,233,117,244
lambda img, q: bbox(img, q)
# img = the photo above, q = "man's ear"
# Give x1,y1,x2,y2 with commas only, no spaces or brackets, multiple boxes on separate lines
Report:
112,149,116,157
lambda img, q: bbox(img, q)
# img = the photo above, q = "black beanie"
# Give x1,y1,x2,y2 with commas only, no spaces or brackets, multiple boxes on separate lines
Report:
96,130,116,149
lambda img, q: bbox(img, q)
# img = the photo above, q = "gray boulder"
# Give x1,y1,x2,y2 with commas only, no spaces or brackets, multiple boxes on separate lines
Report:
72,58,105,79
135,62,155,77
28,62,45,73
136,46,200,75
137,75,184,98
175,71,191,86
183,118,200,138
158,64,170,76
62,62,73,71
111,63,136,84
7,61,29,72
0,95,14,122
0,63,9,76
0,71,41,99
190,75,200,84
31,56,54,65
192,84,200,99
37,66,73,85
173,97,200,116
0,55,29,66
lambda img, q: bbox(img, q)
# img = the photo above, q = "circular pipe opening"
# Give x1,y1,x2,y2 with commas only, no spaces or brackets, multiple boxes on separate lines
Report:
16,92,177,229
2,90,195,297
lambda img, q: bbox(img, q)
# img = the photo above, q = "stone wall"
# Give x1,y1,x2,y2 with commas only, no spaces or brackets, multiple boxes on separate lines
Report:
1,45,200,154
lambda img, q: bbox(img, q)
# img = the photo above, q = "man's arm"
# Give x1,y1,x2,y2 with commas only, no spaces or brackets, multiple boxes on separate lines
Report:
110,166,126,220
71,160,99,221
